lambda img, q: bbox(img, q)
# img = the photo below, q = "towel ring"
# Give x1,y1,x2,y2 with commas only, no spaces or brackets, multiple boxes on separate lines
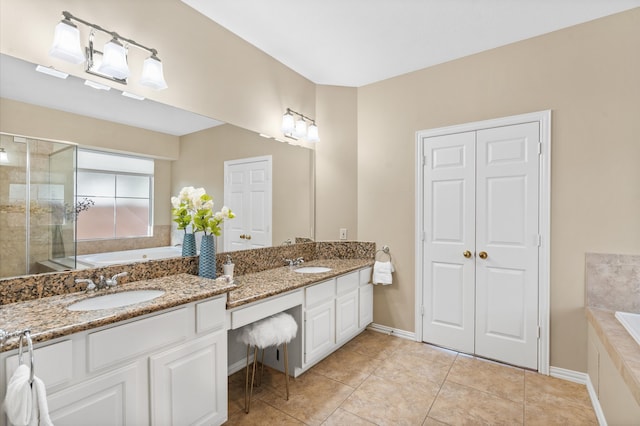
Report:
375,245,392,262
18,330,35,385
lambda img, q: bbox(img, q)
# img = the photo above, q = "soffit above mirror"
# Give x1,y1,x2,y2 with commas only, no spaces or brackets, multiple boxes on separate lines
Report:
0,53,223,136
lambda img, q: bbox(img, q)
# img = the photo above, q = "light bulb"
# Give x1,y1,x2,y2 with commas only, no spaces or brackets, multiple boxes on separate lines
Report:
307,123,320,142
49,19,86,64
97,38,129,79
140,56,168,90
281,110,295,134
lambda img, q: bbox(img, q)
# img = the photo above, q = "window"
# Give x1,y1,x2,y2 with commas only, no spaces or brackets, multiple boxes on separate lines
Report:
76,149,154,240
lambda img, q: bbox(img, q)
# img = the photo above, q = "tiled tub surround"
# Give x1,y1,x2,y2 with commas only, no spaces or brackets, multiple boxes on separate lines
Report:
0,241,374,351
0,241,375,305
585,252,640,420
586,252,640,312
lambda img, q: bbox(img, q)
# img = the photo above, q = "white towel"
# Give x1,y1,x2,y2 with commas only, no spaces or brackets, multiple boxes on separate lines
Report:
372,260,394,285
4,364,53,426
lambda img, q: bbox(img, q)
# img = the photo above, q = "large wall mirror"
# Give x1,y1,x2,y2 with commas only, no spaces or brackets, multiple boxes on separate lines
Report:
0,53,315,280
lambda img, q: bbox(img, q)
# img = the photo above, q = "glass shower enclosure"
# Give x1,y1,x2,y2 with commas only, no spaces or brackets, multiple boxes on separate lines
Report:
0,133,77,278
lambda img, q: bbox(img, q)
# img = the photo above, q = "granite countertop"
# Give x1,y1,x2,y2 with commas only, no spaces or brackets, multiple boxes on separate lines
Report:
1,258,374,353
586,307,640,405
0,273,235,352
227,258,374,309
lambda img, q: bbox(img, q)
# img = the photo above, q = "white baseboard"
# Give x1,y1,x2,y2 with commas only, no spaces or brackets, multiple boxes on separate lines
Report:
367,323,416,341
549,366,607,426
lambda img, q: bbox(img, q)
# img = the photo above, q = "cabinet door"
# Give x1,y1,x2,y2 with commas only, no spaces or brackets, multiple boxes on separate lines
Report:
47,363,143,426
359,284,374,328
305,301,335,364
150,332,227,426
336,290,359,344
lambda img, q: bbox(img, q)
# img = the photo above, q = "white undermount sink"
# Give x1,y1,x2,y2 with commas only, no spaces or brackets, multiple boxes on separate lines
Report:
67,290,165,311
294,266,332,274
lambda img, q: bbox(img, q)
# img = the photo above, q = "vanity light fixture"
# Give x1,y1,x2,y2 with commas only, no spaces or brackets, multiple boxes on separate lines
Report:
281,108,320,142
49,11,168,90
0,148,8,164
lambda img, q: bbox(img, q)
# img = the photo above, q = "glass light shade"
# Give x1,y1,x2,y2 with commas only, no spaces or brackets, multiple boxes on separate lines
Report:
0,148,8,164
294,118,307,138
140,56,168,90
281,111,295,134
49,20,86,64
97,39,130,79
307,123,320,142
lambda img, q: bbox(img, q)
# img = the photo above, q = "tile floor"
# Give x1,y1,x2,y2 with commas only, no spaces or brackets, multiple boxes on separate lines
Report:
225,330,598,425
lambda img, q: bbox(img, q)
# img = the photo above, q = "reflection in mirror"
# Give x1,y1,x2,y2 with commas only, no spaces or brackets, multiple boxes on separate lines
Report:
0,54,315,280
0,133,77,278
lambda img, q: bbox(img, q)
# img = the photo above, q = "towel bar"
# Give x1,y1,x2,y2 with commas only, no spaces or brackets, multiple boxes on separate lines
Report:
1,328,35,385
375,245,392,261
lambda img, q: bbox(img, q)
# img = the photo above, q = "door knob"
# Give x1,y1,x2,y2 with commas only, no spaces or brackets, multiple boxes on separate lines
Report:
479,251,488,259
463,250,472,258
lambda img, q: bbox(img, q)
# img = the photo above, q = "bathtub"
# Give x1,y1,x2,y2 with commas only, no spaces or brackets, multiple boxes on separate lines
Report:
76,246,183,267
615,311,640,347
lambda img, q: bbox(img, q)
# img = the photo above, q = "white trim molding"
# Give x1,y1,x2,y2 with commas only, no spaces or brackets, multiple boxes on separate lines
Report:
550,366,607,426
367,323,416,341
414,110,551,374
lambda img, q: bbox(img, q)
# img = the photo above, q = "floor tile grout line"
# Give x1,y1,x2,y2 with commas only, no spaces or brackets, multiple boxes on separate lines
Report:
420,352,460,425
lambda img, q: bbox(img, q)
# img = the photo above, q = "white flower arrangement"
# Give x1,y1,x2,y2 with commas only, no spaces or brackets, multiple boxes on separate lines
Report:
171,186,234,236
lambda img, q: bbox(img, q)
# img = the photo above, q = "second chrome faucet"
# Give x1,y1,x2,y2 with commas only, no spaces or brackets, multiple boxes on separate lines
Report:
76,271,128,293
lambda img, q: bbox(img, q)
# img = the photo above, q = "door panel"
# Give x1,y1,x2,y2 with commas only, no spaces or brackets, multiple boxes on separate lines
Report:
422,131,476,354
475,122,540,369
224,157,272,251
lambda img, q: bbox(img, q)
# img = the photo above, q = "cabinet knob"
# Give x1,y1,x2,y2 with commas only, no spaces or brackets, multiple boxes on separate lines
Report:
246,235,252,240
240,234,246,239
479,251,488,259
463,250,472,258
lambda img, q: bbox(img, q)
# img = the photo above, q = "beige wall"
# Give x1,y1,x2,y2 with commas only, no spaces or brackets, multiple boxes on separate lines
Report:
315,85,358,241
356,9,640,371
0,98,179,160
0,0,316,138
174,124,314,248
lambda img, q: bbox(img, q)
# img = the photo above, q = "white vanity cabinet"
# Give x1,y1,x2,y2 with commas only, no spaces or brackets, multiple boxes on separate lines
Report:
304,279,336,364
1,294,228,426
303,267,373,367
359,267,374,328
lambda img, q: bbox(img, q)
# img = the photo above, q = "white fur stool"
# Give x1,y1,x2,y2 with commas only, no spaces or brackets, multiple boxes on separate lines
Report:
238,312,298,413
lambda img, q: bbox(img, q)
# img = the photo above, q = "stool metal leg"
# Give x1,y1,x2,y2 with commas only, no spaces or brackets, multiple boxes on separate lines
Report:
258,348,265,387
284,342,290,401
244,344,250,412
247,346,259,413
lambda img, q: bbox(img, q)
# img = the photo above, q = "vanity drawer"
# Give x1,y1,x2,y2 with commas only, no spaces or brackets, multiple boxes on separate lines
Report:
196,295,226,333
5,339,73,390
336,272,359,295
359,267,372,285
306,279,336,307
88,307,189,371
231,290,303,330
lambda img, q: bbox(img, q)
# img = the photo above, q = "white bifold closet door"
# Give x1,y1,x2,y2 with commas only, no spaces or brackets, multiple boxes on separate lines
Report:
422,122,540,369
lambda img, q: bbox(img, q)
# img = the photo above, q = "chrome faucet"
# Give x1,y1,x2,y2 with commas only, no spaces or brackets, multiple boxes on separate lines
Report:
284,257,305,267
75,278,96,293
99,271,128,288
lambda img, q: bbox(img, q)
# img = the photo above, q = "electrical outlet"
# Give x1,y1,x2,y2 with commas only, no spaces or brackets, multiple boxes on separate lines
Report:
339,228,348,240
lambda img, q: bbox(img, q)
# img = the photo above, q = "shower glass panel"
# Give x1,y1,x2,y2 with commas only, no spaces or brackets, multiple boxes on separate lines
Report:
0,133,76,278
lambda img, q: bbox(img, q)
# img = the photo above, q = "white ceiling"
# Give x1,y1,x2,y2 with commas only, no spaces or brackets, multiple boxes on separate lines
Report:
182,0,640,87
